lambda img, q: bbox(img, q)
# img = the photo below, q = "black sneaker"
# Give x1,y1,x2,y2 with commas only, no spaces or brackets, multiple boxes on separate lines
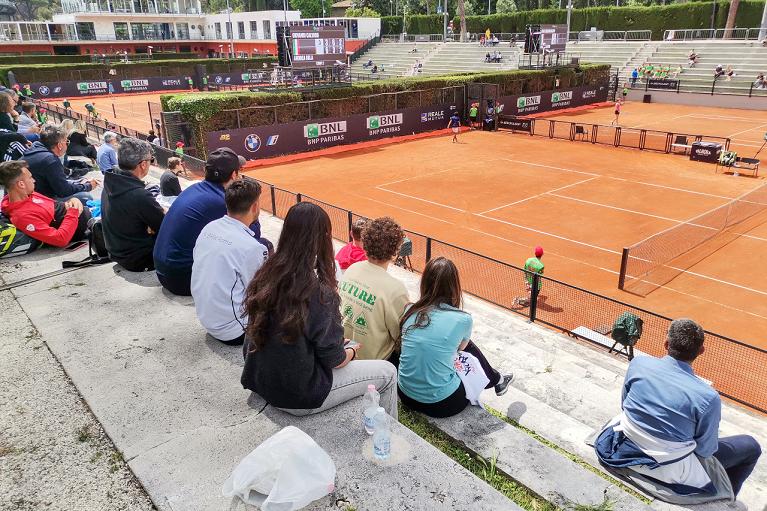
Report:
494,374,514,396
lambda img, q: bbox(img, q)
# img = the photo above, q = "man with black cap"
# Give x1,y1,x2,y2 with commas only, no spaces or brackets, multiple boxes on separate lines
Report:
153,147,269,296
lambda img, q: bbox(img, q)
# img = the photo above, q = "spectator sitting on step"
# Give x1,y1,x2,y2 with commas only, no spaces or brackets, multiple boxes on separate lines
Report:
714,64,725,80
191,179,268,346
157,156,184,208
491,35,499,46
485,52,491,63
397,257,514,418
17,102,41,142
146,130,158,144
21,124,99,205
153,147,270,297
100,137,165,272
672,65,683,79
339,216,409,366
410,44,418,53
96,131,119,174
0,92,17,132
240,201,398,419
725,65,736,81
371,65,378,74
754,73,766,89
335,218,369,272
594,318,762,504
479,35,486,46
0,160,91,248
66,120,98,162
688,50,698,67
362,58,373,68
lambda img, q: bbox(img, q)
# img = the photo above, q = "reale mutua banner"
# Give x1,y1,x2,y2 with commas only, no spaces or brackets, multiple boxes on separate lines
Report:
207,103,461,160
30,75,188,99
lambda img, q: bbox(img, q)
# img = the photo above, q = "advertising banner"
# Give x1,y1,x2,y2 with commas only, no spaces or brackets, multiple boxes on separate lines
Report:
497,84,609,117
31,75,189,99
646,79,679,91
497,116,532,132
207,103,461,160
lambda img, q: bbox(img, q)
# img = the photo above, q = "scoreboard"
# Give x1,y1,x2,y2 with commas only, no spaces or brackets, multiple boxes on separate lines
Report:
290,27,346,68
539,24,568,52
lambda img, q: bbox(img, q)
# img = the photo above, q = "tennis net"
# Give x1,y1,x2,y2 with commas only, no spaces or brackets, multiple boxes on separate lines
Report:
619,183,767,296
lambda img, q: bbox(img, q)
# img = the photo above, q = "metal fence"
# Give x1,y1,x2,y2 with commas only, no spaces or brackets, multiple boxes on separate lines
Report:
249,177,767,415
663,28,767,41
383,30,652,43
513,117,732,154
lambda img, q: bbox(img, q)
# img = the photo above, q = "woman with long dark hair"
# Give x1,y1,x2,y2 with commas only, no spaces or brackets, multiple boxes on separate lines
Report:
397,257,513,418
241,202,397,418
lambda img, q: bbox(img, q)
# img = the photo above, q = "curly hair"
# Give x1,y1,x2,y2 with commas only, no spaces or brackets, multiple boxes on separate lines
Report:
362,216,404,261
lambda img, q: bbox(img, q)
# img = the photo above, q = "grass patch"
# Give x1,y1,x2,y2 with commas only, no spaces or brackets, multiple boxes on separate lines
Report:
484,407,650,504
76,425,94,443
398,405,558,511
109,452,124,473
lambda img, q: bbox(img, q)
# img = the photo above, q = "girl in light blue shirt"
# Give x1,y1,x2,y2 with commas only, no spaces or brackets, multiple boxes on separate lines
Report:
397,257,513,418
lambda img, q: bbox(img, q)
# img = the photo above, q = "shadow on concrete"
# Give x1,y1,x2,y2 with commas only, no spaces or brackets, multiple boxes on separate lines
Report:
111,265,161,288
506,401,528,423
204,334,245,367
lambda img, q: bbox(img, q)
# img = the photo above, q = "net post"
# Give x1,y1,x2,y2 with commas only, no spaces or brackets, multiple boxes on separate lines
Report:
528,273,540,323
425,237,432,265
296,193,302,203
618,248,629,290
270,185,276,216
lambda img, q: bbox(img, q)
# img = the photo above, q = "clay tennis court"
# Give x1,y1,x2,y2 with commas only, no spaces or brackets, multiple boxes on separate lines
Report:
49,92,169,134
246,121,767,352
546,102,767,157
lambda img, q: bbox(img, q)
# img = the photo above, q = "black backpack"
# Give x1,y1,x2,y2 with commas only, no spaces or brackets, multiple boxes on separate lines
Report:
0,212,41,258
62,217,110,268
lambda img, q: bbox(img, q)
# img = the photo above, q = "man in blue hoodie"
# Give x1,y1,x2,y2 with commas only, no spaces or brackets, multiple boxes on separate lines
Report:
153,147,269,296
22,124,99,204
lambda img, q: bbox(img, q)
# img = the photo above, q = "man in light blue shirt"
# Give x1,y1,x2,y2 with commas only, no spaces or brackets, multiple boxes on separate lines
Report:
96,131,118,173
596,318,761,500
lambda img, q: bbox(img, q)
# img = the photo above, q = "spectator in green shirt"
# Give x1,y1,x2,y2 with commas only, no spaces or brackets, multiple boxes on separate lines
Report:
469,103,479,129
518,246,544,307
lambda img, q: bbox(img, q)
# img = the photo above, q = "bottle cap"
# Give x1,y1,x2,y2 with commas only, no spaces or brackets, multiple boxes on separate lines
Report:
367,384,376,391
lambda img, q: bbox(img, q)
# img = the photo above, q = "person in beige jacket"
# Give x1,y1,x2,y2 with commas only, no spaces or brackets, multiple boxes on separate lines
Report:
339,216,409,365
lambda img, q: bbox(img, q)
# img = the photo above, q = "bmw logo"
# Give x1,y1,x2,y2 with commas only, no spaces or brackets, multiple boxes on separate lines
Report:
245,134,261,152
39,86,50,95
215,76,223,84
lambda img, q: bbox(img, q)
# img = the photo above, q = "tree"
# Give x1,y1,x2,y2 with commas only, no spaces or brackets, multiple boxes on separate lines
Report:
456,0,467,42
724,0,740,38
495,0,516,13
14,0,53,20
290,0,324,17
345,6,381,16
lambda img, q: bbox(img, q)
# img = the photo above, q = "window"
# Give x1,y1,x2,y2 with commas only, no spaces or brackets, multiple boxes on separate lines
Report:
225,22,232,40
176,22,189,39
113,22,129,40
237,21,245,40
250,21,258,39
75,22,95,40
215,22,221,39
262,20,271,40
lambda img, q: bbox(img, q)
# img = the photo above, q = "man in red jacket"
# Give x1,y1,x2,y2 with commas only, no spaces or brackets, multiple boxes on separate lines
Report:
0,160,90,248
335,218,369,271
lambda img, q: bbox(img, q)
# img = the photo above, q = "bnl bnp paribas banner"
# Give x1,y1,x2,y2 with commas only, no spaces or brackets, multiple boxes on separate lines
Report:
498,84,609,116
207,104,460,160
30,76,188,99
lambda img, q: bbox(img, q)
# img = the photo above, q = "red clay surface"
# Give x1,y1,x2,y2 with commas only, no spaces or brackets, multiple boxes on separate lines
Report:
245,104,767,351
49,92,168,134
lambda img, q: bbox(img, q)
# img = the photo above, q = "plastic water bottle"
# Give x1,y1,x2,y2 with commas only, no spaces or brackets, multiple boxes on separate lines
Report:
362,384,380,434
372,407,391,461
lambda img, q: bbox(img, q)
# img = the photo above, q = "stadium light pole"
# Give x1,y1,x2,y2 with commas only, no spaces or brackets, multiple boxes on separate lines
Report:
760,0,767,41
225,0,234,58
566,0,573,40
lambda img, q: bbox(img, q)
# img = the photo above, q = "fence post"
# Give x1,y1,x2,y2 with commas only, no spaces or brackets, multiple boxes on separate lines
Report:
425,237,432,265
347,210,353,241
296,193,302,203
270,185,276,216
528,273,540,323
618,248,629,290
711,78,716,96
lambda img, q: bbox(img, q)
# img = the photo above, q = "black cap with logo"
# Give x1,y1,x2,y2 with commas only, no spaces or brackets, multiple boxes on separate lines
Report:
205,147,246,183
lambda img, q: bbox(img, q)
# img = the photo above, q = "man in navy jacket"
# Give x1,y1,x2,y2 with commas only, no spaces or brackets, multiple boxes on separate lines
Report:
22,124,99,204
153,147,269,296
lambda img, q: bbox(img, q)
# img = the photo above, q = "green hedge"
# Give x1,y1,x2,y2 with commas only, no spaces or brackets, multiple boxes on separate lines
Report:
383,2,766,39
0,52,199,66
163,64,610,156
1,57,277,86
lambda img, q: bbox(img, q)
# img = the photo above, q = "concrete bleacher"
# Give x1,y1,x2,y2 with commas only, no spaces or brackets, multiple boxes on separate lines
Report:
350,41,440,78
630,41,767,95
2,170,766,510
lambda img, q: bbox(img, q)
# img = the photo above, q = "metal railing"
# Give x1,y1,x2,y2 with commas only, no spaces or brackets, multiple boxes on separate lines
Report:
349,35,381,65
248,178,767,415
574,30,652,42
662,28,767,42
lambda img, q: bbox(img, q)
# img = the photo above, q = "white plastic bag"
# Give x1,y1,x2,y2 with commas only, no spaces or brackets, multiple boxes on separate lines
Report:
222,426,336,511
453,351,490,406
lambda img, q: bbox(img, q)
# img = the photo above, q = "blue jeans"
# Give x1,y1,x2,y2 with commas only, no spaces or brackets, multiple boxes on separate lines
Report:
713,435,761,496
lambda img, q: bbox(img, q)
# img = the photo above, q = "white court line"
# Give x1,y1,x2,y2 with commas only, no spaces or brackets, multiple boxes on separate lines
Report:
479,177,598,215
727,123,767,139
499,158,601,177
374,186,465,212
607,176,742,201
377,168,455,187
685,114,767,122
